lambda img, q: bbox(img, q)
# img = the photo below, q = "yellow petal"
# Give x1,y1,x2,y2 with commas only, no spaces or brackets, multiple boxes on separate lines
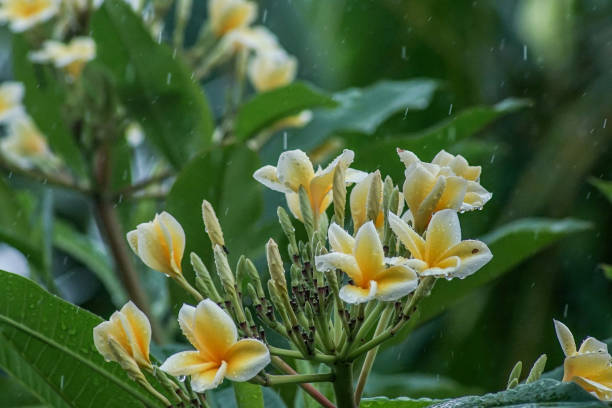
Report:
420,256,460,278
285,192,302,221
119,301,151,367
572,376,612,401
339,281,377,304
126,229,139,254
178,304,217,360
310,150,354,215
346,168,368,184
158,211,185,274
135,221,172,275
425,209,461,262
374,264,418,301
253,165,293,193
437,239,492,279
327,223,355,254
160,351,217,376
276,149,315,192
564,352,612,382
432,150,481,181
353,221,384,282
194,299,238,362
225,338,270,381
191,361,228,392
436,176,467,211
315,253,362,284
350,172,373,231
93,320,120,363
461,181,492,211
403,163,436,215
317,190,333,215
388,212,426,259
580,337,609,354
554,320,577,357
396,148,420,168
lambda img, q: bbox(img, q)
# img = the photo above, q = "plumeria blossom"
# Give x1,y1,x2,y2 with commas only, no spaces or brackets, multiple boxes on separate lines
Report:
248,48,297,92
127,212,185,279
315,222,418,304
350,171,385,233
0,116,56,169
397,148,492,231
29,37,96,78
160,299,270,392
0,0,59,32
554,320,612,401
0,82,25,123
93,301,152,369
209,0,257,37
388,209,492,280
224,25,279,54
253,149,366,222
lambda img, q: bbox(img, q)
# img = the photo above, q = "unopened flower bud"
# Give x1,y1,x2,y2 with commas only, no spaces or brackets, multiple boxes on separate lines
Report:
202,200,226,249
266,238,287,292
213,244,235,293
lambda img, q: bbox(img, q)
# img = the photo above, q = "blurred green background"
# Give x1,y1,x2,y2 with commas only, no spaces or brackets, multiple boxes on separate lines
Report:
1,0,611,403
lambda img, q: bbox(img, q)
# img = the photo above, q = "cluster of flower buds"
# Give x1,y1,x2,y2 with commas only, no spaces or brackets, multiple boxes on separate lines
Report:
95,146,494,407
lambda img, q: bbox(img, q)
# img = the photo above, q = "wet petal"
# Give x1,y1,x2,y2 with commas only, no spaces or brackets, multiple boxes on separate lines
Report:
425,210,461,262
437,240,492,279
564,352,612,382
420,256,460,278
160,351,217,376
388,212,426,259
120,301,151,367
346,168,368,184
572,376,612,401
126,230,139,254
436,176,467,211
375,264,418,301
253,165,293,193
310,150,354,215
158,212,185,274
339,281,377,304
328,223,355,254
353,222,384,280
276,149,315,192
580,337,609,354
315,253,362,284
350,172,379,231
461,181,492,211
285,192,302,221
554,320,577,357
396,149,420,168
136,221,172,275
178,304,216,361
191,361,228,392
225,339,271,381
194,299,238,361
403,163,436,215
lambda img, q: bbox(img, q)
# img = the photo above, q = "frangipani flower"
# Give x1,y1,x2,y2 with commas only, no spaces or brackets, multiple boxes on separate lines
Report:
248,49,297,92
315,222,418,304
554,320,612,401
253,149,366,222
0,0,59,32
388,209,492,280
30,37,96,78
93,301,152,369
160,300,270,392
224,25,279,54
0,82,24,123
127,212,185,279
0,116,56,169
209,0,257,37
350,171,384,233
397,148,491,232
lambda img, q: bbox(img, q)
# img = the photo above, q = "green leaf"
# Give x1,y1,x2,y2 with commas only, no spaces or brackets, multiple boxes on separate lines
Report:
0,369,45,407
11,35,87,177
601,264,612,280
233,382,264,408
53,220,128,306
363,373,481,399
351,98,530,182
235,81,337,142
91,1,214,169
394,218,591,343
360,379,604,407
166,146,264,305
0,270,164,408
589,177,612,204
262,79,438,161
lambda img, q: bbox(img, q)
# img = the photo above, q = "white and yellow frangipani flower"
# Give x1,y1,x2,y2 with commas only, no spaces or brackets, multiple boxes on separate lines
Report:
315,222,418,304
223,25,279,54
0,0,59,32
160,299,270,392
93,301,152,369
350,171,384,233
248,49,297,92
127,212,185,279
554,320,612,401
0,82,24,123
0,116,55,169
29,37,96,78
253,149,366,222
209,0,257,37
388,209,492,280
397,148,492,231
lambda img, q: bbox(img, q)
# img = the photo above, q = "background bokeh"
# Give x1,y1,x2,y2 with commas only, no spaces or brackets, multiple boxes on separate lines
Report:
1,0,611,404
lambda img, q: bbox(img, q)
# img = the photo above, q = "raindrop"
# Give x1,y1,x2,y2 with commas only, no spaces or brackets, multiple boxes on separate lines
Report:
178,375,186,382
401,46,407,60
490,154,496,164
448,103,453,116
60,375,64,390
167,73,172,85
603,118,607,129
283,132,288,150
262,9,268,23
563,304,568,318
523,45,528,61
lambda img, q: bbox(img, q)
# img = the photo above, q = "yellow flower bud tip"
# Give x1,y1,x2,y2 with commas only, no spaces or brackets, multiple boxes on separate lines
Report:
315,221,418,304
253,149,367,222
93,301,152,369
160,300,270,392
202,199,226,248
29,37,96,78
209,0,257,37
0,0,59,32
388,210,492,280
126,211,185,278
553,320,612,401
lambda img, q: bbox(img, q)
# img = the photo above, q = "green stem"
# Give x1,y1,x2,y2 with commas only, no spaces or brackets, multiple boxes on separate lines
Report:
268,346,336,363
271,357,336,408
175,275,204,302
332,362,356,408
266,373,334,385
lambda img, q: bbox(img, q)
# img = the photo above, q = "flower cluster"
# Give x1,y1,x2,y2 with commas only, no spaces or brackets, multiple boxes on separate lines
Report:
94,146,494,407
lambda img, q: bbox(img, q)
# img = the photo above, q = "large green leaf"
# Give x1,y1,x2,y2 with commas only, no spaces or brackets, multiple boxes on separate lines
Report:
351,98,530,181
91,1,214,169
363,373,481,399
360,379,604,407
235,82,337,142
589,177,612,204
0,373,43,407
233,382,264,408
53,220,127,307
394,218,591,343
262,79,439,162
0,270,164,408
166,146,265,304
11,36,87,177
